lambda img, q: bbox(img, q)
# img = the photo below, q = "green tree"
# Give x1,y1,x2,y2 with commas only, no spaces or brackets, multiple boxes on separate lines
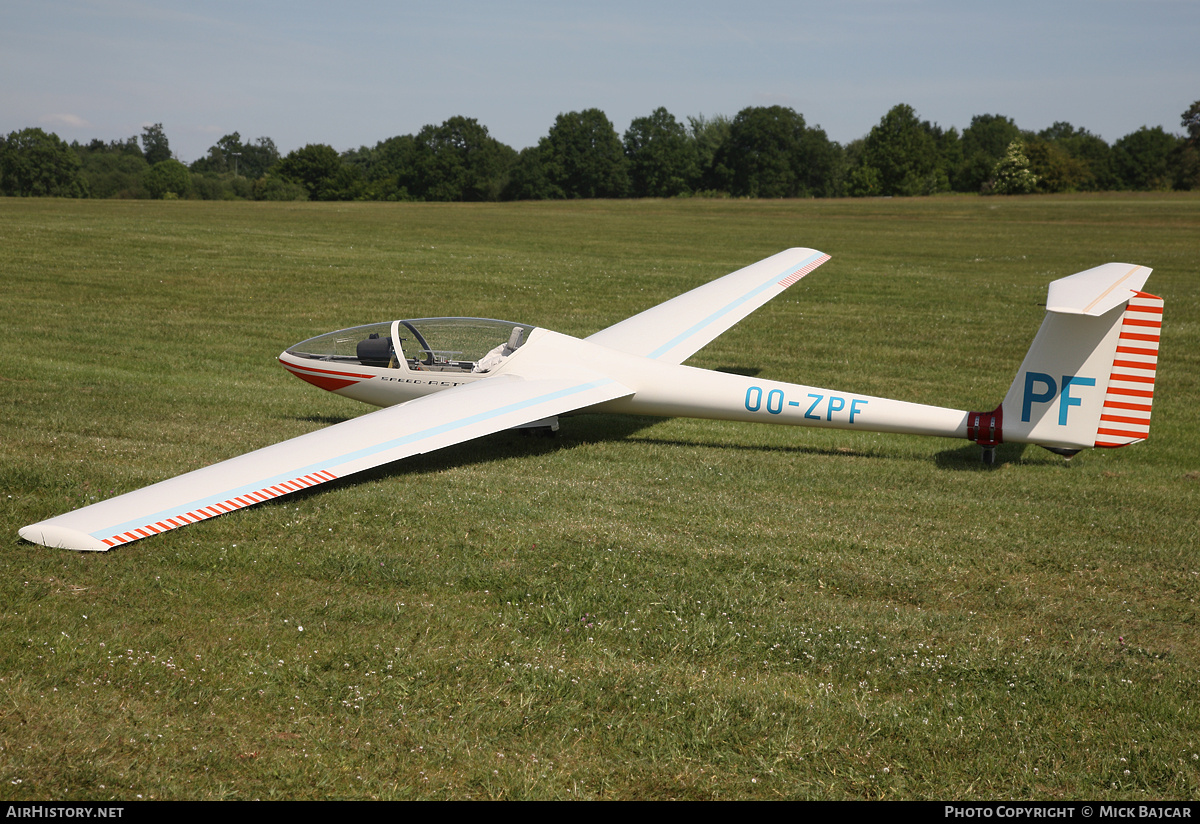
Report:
624,107,698,197
845,164,883,197
408,116,516,201
714,106,840,198
501,145,556,200
687,113,731,192
1173,101,1200,190
273,143,360,200
1023,137,1089,192
143,159,192,199
253,176,309,201
344,134,420,200
191,133,280,180
1113,126,1181,190
855,104,948,196
1036,122,1115,191
987,141,1038,194
190,134,235,174
714,106,800,197
141,123,172,165
367,135,418,201
961,113,1022,158
0,128,87,197
236,136,279,179
75,147,149,198
540,109,629,199
957,114,1021,192
189,173,253,201
84,136,143,158
932,125,963,190
1039,121,1080,142
1182,100,1200,143
72,136,148,198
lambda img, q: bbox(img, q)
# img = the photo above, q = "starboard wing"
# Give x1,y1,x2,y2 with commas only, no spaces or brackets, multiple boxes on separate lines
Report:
20,368,632,551
585,248,829,365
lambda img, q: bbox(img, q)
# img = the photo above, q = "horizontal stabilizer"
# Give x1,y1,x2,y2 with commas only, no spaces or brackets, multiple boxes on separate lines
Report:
1046,263,1152,316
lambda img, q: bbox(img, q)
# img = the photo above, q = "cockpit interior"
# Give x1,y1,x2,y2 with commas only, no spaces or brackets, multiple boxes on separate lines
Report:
286,318,532,374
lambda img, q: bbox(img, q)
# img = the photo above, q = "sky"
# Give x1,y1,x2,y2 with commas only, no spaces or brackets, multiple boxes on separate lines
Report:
3,0,1197,164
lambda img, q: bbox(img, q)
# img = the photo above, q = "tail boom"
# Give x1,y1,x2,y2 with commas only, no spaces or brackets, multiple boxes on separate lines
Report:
595,363,972,440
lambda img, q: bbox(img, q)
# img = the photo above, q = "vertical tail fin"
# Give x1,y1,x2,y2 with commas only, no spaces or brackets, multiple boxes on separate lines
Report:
988,264,1158,452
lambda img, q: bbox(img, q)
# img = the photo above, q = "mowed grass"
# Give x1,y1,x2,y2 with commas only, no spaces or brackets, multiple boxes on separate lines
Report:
1,194,1198,800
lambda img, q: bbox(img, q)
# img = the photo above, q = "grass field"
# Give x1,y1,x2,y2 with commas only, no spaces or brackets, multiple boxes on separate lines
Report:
1,194,1198,800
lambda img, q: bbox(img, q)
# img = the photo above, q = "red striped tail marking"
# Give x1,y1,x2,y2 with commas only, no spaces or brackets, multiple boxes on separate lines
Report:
1096,291,1162,448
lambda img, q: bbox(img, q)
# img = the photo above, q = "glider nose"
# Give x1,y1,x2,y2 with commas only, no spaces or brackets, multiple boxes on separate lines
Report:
277,351,371,392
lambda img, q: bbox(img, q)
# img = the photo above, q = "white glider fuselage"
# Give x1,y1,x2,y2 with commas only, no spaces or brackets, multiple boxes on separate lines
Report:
279,328,971,442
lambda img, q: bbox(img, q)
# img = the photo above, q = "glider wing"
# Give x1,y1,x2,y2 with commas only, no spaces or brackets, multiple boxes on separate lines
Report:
20,367,632,551
585,247,829,364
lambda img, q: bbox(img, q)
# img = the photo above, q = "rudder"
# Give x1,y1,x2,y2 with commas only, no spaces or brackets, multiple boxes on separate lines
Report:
1094,291,1162,448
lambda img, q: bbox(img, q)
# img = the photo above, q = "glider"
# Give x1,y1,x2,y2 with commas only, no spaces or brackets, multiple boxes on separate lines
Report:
19,249,1162,552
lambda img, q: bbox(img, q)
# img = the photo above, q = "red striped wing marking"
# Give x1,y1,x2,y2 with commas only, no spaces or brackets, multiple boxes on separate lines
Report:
99,470,340,547
777,254,831,288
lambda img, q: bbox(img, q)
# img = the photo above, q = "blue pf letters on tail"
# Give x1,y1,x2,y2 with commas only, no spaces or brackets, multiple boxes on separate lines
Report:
1021,372,1096,425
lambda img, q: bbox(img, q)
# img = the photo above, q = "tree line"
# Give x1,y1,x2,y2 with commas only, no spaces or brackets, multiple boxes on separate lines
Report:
3,102,1198,201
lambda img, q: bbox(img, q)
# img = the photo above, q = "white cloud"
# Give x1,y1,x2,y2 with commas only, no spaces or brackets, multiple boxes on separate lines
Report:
40,113,90,129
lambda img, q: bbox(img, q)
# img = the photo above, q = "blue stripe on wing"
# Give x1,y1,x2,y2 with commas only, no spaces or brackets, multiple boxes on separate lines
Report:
91,377,617,541
645,253,823,360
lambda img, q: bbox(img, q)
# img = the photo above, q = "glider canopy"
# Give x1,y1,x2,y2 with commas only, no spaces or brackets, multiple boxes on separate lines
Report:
288,317,533,373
